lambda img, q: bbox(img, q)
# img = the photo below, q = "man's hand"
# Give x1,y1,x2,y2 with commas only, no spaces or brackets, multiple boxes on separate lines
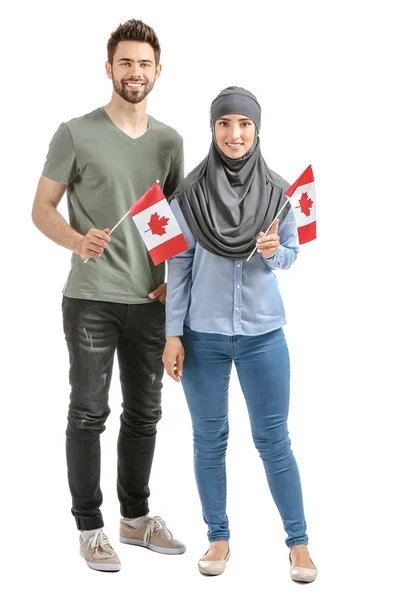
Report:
162,336,184,382
256,219,280,259
76,228,111,260
149,282,166,304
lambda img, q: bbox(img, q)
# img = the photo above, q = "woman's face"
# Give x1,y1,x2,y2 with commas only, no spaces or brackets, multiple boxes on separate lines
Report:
214,113,256,159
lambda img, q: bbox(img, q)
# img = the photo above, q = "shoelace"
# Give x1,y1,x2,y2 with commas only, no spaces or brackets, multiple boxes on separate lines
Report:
88,530,114,557
131,515,173,545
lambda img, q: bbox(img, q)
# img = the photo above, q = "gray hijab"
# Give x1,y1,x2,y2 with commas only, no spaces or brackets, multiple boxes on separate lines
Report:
171,86,290,259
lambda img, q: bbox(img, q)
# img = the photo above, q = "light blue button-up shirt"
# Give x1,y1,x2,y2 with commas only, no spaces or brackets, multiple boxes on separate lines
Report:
166,199,299,337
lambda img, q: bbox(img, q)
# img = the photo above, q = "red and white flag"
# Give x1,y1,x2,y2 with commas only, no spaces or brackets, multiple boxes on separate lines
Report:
130,182,189,265
285,165,316,244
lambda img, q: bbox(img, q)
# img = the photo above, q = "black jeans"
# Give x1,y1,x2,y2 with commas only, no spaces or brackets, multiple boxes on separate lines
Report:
62,296,165,531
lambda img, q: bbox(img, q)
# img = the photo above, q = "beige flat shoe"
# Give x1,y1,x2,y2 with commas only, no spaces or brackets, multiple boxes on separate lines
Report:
198,549,231,576
289,553,317,583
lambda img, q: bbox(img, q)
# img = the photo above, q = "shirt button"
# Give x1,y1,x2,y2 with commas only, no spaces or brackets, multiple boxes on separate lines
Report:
236,263,241,267
236,285,240,289
235,307,239,311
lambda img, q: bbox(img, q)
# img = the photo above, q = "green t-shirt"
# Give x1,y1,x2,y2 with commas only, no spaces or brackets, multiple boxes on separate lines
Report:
42,107,184,303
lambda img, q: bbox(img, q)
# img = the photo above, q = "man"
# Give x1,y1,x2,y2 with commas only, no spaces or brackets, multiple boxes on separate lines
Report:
32,19,185,572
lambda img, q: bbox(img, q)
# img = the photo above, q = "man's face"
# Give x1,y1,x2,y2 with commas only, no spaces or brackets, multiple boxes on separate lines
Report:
214,114,256,159
107,41,161,104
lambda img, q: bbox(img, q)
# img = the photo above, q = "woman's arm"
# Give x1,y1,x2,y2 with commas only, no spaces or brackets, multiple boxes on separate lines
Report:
261,207,299,270
165,199,196,336
163,199,196,382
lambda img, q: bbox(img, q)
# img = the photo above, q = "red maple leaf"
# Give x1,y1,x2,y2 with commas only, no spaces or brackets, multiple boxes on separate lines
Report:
297,192,313,217
145,212,170,236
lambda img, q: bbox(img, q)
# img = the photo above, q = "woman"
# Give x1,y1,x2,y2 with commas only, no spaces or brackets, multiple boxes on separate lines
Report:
163,86,317,582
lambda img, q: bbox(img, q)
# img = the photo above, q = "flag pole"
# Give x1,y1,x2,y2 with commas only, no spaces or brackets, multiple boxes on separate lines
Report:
246,195,291,262
83,180,160,264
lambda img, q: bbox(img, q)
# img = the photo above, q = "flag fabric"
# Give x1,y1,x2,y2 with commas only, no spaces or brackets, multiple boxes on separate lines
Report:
285,165,316,244
130,182,189,265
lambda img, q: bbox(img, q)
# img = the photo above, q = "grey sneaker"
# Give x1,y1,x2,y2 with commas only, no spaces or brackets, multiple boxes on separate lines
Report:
79,530,121,572
120,516,186,555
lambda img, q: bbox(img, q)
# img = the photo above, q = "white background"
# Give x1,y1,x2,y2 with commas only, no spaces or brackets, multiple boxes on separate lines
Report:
1,0,399,597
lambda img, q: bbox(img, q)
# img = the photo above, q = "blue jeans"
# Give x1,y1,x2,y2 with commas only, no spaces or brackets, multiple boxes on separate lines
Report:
180,326,308,547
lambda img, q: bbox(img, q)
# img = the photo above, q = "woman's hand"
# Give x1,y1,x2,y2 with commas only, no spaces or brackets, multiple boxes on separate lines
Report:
162,336,185,382
256,218,280,259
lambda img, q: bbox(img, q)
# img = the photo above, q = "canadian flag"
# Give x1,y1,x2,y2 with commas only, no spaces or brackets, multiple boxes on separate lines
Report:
130,182,189,265
285,165,316,244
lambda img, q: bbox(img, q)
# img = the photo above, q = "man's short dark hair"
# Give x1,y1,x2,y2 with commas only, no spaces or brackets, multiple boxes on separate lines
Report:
107,19,161,66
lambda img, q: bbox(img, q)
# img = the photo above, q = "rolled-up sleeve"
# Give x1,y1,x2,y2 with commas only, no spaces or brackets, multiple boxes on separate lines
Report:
262,207,299,270
166,199,196,336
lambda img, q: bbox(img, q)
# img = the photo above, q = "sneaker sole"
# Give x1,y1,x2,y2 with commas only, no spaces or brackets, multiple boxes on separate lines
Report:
119,537,186,555
86,561,121,572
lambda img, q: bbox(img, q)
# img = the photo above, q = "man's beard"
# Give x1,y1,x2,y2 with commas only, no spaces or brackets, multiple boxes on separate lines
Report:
113,75,155,104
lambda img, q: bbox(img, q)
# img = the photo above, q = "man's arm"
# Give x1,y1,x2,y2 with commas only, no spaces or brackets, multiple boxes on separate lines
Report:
164,141,184,198
32,175,110,260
